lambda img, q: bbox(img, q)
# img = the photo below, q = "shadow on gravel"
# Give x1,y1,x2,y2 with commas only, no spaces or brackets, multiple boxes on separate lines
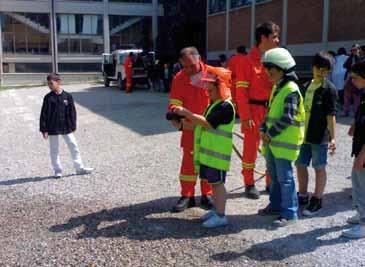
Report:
211,225,350,262
0,174,76,186
49,196,275,240
72,86,174,136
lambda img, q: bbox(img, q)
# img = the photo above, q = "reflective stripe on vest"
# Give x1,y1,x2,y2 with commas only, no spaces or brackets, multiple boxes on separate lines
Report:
194,100,235,171
266,81,305,161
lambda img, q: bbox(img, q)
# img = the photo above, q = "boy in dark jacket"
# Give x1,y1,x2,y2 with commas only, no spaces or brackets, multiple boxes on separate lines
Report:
296,52,337,216
342,60,365,239
40,73,93,178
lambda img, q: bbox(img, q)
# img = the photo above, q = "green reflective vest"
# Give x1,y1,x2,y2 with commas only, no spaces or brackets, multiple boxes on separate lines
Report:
264,80,305,161
194,100,235,172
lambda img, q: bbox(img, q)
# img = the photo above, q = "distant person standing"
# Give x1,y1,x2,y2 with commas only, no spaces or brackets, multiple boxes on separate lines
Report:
330,47,348,106
124,52,135,93
342,45,362,116
40,73,93,178
218,54,227,68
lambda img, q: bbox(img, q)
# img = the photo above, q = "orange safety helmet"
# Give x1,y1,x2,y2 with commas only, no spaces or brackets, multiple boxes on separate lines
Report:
201,65,232,100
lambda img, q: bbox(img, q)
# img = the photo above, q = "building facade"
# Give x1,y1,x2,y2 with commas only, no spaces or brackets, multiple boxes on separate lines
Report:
206,0,365,72
0,0,162,82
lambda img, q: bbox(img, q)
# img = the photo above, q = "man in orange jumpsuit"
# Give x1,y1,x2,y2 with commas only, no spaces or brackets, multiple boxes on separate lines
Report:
227,45,247,104
235,21,280,199
168,47,213,212
124,52,134,93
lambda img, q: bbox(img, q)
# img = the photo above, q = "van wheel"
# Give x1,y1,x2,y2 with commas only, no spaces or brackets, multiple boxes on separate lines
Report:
118,74,125,91
104,76,110,87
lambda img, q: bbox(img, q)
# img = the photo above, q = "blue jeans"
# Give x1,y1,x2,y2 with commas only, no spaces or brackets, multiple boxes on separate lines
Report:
266,147,298,220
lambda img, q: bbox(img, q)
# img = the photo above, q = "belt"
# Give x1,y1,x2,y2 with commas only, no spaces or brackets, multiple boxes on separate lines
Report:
249,99,269,107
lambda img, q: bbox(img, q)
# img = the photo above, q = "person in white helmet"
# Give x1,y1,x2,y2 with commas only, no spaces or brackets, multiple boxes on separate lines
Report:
258,47,305,227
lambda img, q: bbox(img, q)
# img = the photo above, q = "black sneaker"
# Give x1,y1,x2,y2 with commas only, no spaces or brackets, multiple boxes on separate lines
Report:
297,192,309,206
302,196,322,217
171,197,196,212
245,185,260,199
200,195,214,210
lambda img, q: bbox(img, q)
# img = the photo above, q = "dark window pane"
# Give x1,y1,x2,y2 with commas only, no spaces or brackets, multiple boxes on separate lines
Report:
15,63,52,73
58,63,101,72
70,39,81,53
209,0,226,14
58,38,69,54
3,33,15,53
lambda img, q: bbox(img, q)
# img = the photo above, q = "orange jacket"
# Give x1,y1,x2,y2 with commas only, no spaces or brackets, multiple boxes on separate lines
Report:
124,56,133,77
235,46,273,121
228,53,246,103
168,62,210,149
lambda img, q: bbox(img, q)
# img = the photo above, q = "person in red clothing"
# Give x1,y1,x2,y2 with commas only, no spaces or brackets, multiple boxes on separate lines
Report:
235,21,280,199
168,46,213,212
227,45,247,104
124,52,134,93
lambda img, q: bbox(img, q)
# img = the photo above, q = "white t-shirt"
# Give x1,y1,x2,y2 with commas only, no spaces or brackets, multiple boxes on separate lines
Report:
330,54,348,90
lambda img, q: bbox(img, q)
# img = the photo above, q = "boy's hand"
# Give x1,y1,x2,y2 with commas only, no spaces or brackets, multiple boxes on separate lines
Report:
260,132,271,144
173,106,190,117
328,139,336,155
42,132,48,140
353,156,365,171
348,124,355,137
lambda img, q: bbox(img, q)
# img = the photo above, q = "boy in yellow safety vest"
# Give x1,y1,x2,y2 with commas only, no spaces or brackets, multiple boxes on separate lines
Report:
259,48,305,227
173,66,235,228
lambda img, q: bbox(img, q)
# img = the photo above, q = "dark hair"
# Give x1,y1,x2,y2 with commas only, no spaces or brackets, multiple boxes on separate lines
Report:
337,47,347,55
129,52,134,56
312,52,333,70
328,51,336,57
236,45,247,54
179,47,200,59
361,45,365,52
255,21,280,46
352,60,365,79
219,54,227,62
47,73,61,81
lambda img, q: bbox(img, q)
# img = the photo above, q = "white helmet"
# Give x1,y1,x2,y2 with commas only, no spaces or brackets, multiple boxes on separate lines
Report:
262,47,296,71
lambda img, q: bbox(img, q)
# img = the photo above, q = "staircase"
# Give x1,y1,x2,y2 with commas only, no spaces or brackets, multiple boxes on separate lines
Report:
110,17,143,36
6,12,49,34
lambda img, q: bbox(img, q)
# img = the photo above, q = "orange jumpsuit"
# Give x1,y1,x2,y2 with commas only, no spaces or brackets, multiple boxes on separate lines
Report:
168,62,212,197
227,53,246,104
235,46,272,186
124,56,133,93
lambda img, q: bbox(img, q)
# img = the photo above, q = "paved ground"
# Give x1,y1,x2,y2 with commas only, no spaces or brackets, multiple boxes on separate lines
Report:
0,84,364,267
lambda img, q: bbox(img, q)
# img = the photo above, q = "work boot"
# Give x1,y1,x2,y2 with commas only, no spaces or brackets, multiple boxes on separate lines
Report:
200,195,214,210
245,185,260,199
171,197,195,212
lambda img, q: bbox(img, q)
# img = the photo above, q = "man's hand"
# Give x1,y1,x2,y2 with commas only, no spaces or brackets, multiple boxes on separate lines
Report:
348,124,355,137
353,156,365,171
242,119,255,132
328,139,336,155
42,132,48,140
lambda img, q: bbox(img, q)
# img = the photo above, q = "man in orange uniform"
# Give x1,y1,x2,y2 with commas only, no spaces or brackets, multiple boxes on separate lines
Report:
124,52,134,93
227,45,247,104
168,47,213,212
236,21,280,199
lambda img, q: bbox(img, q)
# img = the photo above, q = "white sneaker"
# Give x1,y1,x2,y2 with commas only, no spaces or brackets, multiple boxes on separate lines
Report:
347,213,360,225
342,225,365,239
200,209,216,221
202,213,228,228
76,167,93,175
54,172,62,178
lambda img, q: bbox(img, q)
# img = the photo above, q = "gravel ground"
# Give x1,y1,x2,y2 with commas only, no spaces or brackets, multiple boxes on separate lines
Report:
0,84,364,267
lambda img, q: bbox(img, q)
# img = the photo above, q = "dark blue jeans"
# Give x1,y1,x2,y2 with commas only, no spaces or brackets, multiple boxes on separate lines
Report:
266,147,298,220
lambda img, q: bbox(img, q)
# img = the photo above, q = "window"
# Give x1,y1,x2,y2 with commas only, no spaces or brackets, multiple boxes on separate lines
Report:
109,15,152,51
109,0,152,3
14,63,52,73
1,13,51,55
231,0,270,9
208,0,226,14
56,14,103,55
58,63,101,72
